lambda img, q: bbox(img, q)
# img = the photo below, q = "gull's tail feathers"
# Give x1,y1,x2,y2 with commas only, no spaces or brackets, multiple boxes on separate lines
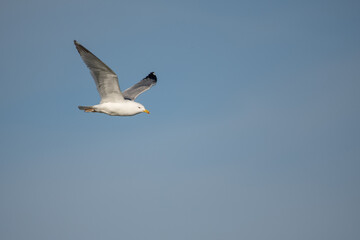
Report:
78,106,96,112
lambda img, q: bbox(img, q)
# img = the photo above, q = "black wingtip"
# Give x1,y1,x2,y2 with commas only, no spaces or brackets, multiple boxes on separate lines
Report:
73,40,91,54
147,72,157,81
74,40,80,52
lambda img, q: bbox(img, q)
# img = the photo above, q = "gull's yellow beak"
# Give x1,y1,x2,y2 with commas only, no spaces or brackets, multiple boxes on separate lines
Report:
143,109,150,114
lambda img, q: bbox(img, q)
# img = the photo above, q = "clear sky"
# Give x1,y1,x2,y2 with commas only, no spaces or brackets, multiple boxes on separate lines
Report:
0,0,359,239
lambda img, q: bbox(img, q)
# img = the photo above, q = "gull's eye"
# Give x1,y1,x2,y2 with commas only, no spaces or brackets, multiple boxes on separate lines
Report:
138,107,141,109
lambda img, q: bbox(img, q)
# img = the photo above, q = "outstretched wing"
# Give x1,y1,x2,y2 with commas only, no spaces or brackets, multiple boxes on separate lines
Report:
74,40,124,103
123,72,157,101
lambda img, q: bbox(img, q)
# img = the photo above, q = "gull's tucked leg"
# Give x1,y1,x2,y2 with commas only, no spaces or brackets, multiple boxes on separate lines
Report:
78,106,96,112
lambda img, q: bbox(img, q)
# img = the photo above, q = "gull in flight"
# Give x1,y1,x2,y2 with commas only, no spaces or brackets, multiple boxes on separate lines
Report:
74,40,157,116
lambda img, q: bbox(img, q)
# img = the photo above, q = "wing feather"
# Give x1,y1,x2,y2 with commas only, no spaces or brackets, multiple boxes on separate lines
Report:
123,72,157,101
74,40,124,103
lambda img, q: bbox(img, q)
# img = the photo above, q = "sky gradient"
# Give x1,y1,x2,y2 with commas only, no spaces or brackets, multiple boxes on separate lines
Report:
0,0,359,239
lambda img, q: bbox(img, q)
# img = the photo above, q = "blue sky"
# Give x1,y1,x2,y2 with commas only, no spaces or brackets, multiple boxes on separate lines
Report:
0,0,359,239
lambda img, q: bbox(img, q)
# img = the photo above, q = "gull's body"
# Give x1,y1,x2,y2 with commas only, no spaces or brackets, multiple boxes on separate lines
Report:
88,102,147,116
74,40,157,116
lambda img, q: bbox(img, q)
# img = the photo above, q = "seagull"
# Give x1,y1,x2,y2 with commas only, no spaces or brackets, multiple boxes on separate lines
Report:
74,40,157,116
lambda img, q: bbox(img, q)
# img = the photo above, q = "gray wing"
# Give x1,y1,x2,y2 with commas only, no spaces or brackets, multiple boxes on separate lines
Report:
123,72,157,101
74,40,124,103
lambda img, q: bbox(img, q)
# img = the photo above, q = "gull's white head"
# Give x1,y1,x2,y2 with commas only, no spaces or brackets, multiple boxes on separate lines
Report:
132,102,150,115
